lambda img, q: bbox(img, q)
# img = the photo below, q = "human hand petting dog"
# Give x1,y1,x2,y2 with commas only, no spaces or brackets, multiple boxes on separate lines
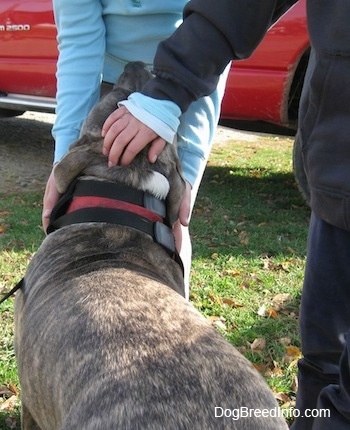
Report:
101,104,192,227
42,168,62,233
102,105,167,167
42,108,192,233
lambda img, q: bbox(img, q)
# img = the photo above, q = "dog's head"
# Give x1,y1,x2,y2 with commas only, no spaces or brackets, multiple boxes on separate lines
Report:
54,62,185,225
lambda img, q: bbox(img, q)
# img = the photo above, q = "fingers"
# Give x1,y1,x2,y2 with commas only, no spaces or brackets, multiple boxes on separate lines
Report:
147,137,167,163
178,182,192,227
102,106,166,166
42,169,62,233
172,220,182,252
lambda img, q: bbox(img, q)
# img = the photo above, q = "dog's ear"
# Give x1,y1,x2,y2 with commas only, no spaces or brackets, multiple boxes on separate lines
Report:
54,135,105,193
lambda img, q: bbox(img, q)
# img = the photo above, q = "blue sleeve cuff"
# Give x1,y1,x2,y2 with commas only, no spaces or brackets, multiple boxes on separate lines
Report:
119,92,181,144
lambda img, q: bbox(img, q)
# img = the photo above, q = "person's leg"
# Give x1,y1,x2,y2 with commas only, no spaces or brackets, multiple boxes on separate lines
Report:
292,213,350,429
175,66,230,298
312,331,350,429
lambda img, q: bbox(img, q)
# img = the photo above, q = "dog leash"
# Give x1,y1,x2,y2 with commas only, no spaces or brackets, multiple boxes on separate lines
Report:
0,278,24,306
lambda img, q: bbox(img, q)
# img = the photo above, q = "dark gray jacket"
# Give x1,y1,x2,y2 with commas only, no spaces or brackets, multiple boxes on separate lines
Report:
299,0,350,231
143,0,298,112
143,0,350,231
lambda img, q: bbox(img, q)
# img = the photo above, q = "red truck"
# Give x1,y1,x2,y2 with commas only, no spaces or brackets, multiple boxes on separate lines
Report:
0,0,309,128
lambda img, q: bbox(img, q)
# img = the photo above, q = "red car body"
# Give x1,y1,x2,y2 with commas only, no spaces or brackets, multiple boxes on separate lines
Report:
221,0,309,129
0,0,309,127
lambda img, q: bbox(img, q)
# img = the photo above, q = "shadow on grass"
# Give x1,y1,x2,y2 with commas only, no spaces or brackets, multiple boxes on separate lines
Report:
191,165,310,260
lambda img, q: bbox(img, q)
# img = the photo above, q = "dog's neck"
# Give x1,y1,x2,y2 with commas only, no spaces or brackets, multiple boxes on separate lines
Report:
47,178,184,280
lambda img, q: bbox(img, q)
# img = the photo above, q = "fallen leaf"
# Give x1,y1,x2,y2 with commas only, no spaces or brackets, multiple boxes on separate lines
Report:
0,225,6,234
208,293,222,304
266,308,278,319
262,259,278,270
0,395,18,411
253,363,267,373
280,260,292,272
285,345,301,358
272,293,292,310
250,337,266,351
283,345,302,364
207,315,227,331
238,230,249,245
222,298,244,308
270,366,283,376
274,392,291,403
8,383,18,396
279,337,292,346
257,305,267,316
0,386,14,397
223,269,240,277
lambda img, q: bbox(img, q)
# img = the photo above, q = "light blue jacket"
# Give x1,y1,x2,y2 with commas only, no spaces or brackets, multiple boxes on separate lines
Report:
52,0,227,186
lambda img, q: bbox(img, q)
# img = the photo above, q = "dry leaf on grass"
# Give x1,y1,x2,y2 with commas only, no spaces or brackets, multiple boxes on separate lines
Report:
250,337,266,351
283,345,302,364
222,298,244,308
222,269,241,277
0,395,18,411
238,230,249,245
272,293,292,310
207,315,227,331
266,308,278,319
279,337,292,346
274,392,292,403
0,386,14,397
257,305,279,318
285,345,302,358
253,363,267,373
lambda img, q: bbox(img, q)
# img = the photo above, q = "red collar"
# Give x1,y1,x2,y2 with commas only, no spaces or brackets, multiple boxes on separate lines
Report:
67,196,163,223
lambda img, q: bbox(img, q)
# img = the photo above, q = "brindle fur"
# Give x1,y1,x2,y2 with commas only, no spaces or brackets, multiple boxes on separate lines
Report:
15,63,288,429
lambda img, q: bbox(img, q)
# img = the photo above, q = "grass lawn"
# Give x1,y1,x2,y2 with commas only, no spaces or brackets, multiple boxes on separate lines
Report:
0,130,310,428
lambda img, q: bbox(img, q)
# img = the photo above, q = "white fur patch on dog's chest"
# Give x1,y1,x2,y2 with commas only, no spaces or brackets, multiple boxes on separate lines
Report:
140,172,170,199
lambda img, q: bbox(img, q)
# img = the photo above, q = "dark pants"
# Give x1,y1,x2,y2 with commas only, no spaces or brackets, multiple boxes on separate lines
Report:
292,213,350,429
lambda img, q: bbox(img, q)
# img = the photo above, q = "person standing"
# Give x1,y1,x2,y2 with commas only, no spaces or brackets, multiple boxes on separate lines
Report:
42,0,230,296
101,1,350,428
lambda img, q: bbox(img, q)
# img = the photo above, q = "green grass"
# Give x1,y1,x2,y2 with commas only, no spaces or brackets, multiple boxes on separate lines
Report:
0,134,310,428
190,136,309,421
0,193,44,429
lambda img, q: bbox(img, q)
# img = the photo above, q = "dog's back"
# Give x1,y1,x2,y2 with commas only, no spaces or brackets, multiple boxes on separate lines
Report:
16,224,287,430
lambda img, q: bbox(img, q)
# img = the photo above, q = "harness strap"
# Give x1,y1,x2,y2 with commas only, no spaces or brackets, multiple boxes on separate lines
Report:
0,278,24,306
47,179,184,275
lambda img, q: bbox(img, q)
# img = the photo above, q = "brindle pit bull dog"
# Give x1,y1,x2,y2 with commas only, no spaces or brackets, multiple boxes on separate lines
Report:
15,62,288,429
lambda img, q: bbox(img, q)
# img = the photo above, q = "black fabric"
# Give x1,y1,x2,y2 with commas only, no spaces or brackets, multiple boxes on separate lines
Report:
142,0,298,112
0,278,24,305
50,207,154,237
47,180,184,275
291,214,350,429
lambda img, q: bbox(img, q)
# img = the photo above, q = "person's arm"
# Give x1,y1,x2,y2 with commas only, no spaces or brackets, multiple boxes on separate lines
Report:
143,0,299,112
52,0,106,163
102,0,298,166
43,0,106,232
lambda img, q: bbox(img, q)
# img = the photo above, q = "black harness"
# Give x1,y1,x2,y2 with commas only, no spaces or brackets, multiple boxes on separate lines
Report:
47,179,183,267
0,179,184,305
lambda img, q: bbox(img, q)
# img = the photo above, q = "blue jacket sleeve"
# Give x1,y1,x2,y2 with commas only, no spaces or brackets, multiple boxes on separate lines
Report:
52,0,106,162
